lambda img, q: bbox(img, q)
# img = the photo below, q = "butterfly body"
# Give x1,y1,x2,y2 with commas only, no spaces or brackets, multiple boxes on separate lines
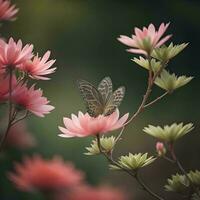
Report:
78,77,125,117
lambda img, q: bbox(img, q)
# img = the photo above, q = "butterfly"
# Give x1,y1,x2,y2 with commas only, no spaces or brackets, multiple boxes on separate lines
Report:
77,77,125,117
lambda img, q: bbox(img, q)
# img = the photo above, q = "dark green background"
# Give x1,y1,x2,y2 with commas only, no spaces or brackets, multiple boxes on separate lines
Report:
1,0,200,199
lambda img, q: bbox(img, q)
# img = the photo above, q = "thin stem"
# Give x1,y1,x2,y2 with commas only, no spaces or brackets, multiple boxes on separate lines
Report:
124,57,166,126
168,143,199,198
144,92,169,108
96,135,165,200
169,143,188,176
0,68,14,151
162,155,175,163
135,173,165,200
11,111,30,126
96,134,137,178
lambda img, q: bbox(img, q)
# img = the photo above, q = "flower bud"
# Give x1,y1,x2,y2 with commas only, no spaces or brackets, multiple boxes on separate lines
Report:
156,142,166,156
85,136,117,156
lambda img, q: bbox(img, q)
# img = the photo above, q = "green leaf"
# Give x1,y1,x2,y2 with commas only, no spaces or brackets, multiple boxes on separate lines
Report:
143,123,194,142
154,69,193,92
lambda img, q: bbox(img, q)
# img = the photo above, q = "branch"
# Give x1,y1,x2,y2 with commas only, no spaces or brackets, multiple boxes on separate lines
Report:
96,135,165,200
0,69,15,151
168,143,199,198
124,60,168,127
144,91,169,108
135,173,165,200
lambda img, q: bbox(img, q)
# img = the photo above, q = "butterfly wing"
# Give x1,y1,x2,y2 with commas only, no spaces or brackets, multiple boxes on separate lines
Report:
104,86,125,116
98,77,113,104
77,79,104,117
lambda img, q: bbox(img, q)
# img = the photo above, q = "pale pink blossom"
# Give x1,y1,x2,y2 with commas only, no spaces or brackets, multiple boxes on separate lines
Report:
66,185,127,200
8,155,84,192
58,109,129,138
0,0,18,21
118,23,171,55
10,84,54,117
4,121,36,149
18,51,56,80
0,38,33,67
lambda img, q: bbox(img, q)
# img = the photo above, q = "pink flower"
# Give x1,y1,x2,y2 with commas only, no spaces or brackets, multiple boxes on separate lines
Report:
8,155,84,193
66,186,127,200
0,37,33,67
0,0,18,21
118,23,171,55
10,84,54,117
18,51,56,80
3,121,36,149
58,109,129,138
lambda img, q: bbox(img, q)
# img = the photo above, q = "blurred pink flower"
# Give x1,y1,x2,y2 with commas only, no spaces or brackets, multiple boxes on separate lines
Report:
4,121,36,149
0,0,18,21
8,155,84,193
0,38,33,67
18,51,56,80
118,23,171,55
66,185,127,200
10,84,54,117
0,74,17,102
58,109,129,138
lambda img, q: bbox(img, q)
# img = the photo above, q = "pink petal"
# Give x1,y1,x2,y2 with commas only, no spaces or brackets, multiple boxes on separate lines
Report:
155,35,172,48
126,48,147,55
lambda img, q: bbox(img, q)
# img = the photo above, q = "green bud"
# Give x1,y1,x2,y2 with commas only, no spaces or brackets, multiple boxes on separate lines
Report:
154,69,193,92
152,43,188,61
188,170,200,186
85,136,117,156
132,56,162,72
165,173,190,194
192,192,200,200
110,153,156,171
143,123,194,142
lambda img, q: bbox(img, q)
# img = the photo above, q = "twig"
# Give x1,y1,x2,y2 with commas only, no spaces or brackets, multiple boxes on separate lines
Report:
144,92,169,108
168,143,199,198
0,68,15,151
124,59,167,127
0,69,30,152
135,173,165,200
11,111,30,126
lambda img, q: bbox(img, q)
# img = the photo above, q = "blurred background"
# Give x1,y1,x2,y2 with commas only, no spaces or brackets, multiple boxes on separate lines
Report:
1,0,200,199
